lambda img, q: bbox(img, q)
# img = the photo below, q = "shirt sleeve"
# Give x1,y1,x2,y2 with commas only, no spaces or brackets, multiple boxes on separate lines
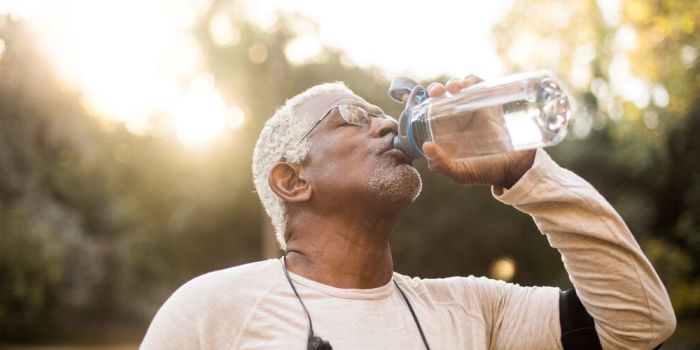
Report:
140,277,208,349
491,148,676,350
140,270,249,350
462,275,562,349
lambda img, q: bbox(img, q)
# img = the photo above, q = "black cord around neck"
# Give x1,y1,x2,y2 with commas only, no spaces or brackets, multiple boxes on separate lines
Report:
282,256,324,346
281,256,430,350
393,280,431,350
283,256,332,350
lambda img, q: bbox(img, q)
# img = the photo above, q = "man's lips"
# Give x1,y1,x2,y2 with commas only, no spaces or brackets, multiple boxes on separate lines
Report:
383,148,413,165
377,136,413,165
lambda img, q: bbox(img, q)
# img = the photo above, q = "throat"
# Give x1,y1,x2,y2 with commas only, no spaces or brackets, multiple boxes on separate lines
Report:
283,199,404,289
284,243,394,289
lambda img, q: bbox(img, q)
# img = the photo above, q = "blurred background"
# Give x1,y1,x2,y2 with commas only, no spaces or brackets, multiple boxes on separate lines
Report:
0,0,698,348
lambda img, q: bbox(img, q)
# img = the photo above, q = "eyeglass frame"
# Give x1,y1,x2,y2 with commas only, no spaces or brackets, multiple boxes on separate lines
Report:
297,104,392,143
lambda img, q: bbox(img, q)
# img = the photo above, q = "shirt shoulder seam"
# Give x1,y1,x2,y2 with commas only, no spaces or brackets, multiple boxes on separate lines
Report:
230,278,287,348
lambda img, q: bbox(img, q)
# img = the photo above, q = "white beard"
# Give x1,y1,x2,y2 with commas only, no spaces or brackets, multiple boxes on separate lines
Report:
367,164,422,202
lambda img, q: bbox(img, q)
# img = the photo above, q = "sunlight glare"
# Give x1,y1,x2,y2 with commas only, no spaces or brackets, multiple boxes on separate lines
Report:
6,0,516,146
174,73,232,146
285,35,322,65
241,0,512,79
6,0,244,145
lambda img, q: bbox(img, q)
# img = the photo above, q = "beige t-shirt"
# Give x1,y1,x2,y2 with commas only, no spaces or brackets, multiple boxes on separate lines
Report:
141,150,675,350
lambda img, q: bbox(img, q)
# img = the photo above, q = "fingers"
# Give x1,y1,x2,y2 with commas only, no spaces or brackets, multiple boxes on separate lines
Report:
427,82,446,98
423,142,453,176
445,78,463,95
428,74,484,98
463,74,483,87
448,75,484,94
423,141,484,185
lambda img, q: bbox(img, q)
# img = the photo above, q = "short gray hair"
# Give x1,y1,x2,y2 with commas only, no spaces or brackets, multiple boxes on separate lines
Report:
252,82,355,250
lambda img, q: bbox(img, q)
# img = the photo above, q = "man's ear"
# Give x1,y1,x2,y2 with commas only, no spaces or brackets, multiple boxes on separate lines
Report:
268,162,312,203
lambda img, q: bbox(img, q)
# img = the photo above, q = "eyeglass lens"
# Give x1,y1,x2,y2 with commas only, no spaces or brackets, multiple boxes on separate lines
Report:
337,105,372,126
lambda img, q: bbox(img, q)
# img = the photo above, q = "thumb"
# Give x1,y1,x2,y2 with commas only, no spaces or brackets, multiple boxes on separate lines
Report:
422,142,453,175
423,142,484,185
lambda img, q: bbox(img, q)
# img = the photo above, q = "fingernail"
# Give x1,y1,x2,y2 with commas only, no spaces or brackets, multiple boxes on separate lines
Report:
422,145,435,159
464,74,482,83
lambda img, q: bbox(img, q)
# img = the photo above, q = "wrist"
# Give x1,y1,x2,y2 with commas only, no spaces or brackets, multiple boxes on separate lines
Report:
500,150,536,189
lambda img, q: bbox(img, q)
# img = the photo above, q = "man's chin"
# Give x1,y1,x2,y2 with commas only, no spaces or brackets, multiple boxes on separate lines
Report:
367,164,422,203
403,165,423,202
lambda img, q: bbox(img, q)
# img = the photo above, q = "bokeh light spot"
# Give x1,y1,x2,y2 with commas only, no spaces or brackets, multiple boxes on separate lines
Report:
209,12,240,47
248,43,268,64
226,106,246,129
489,257,516,281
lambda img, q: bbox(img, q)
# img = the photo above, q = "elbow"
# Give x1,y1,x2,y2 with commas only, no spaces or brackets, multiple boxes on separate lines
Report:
602,304,676,349
652,307,676,346
650,290,677,346
643,281,677,347
636,304,677,349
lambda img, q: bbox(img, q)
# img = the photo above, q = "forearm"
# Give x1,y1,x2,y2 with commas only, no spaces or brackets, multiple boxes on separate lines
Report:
493,149,675,349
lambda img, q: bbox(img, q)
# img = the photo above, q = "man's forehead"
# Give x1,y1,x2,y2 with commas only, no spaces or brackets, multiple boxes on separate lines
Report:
296,91,374,121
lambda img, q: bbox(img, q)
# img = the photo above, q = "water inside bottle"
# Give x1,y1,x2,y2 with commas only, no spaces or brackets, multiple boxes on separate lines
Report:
412,78,570,159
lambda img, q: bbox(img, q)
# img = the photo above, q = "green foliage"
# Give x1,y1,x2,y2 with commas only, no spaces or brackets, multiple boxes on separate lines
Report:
0,202,64,329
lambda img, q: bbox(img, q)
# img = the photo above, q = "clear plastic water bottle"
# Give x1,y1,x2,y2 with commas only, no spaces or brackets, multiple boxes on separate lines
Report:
389,70,572,160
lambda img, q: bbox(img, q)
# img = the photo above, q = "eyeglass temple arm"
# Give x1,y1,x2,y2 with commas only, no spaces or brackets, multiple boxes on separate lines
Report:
297,107,336,143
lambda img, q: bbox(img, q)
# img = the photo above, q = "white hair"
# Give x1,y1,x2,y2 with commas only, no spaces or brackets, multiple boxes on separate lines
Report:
252,82,355,250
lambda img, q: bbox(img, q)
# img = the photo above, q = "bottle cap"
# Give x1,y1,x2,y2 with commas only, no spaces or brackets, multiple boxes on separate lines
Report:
388,77,419,103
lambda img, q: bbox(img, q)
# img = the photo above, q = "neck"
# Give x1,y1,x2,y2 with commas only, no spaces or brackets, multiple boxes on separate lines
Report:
284,203,405,289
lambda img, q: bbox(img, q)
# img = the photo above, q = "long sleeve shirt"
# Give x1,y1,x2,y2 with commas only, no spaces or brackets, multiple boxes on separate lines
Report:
141,149,675,349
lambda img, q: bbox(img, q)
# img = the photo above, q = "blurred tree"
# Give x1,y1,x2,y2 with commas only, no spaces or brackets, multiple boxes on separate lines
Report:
0,16,263,340
0,19,106,339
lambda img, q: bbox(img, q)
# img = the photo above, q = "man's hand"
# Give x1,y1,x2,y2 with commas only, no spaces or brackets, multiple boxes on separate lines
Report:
421,75,535,189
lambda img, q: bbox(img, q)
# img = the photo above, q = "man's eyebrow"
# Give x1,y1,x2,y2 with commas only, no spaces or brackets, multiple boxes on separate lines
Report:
331,97,384,116
356,102,385,116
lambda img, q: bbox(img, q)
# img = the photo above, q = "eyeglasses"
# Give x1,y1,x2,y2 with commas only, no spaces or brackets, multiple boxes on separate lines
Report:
298,104,391,142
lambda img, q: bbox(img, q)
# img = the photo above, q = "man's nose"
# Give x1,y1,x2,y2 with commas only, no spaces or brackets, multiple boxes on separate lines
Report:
371,117,398,139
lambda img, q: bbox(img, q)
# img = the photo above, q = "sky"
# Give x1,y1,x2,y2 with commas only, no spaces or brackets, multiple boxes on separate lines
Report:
242,0,514,79
0,0,518,145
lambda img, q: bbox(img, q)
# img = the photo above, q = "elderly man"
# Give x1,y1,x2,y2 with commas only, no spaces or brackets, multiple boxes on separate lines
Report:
142,77,676,349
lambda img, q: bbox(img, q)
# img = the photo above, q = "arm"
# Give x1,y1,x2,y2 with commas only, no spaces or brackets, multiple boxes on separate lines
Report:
423,76,675,349
492,149,675,349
